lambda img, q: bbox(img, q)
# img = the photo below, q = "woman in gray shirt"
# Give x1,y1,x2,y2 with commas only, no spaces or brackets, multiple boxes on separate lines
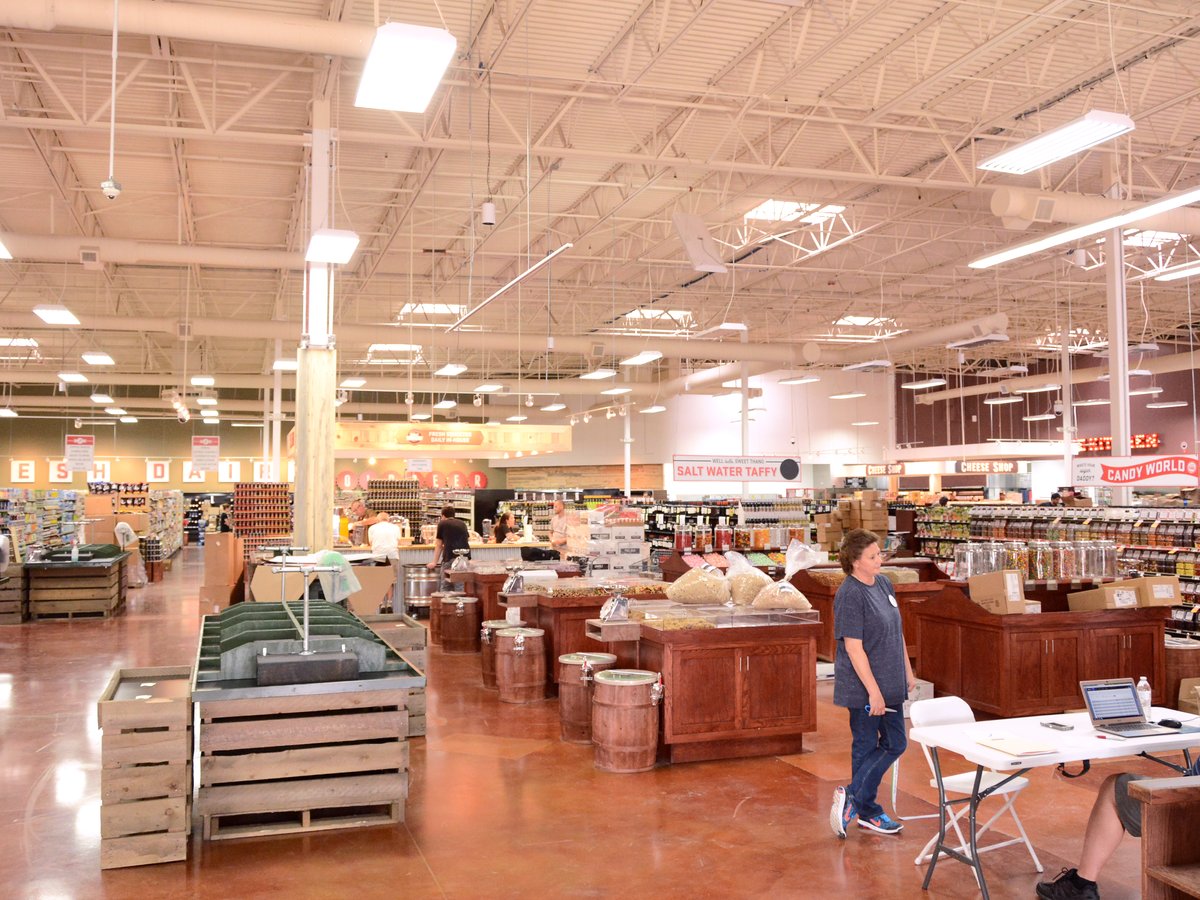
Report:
829,529,916,838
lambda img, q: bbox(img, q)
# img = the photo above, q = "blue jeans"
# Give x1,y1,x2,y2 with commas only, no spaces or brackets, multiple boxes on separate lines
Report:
847,707,907,820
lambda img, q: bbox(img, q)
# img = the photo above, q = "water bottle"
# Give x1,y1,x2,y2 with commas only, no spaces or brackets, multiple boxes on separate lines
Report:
1136,676,1152,717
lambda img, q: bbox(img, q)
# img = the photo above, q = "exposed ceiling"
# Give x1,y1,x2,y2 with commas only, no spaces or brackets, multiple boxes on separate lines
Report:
1,0,1200,423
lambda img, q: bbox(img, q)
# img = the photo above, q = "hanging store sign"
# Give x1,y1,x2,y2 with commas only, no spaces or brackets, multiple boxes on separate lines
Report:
295,421,572,459
191,435,220,472
954,460,1020,475
49,460,73,483
406,458,433,473
1073,455,1200,487
9,460,34,483
219,460,242,483
672,455,802,483
146,460,170,483
65,434,95,472
866,463,905,476
1075,433,1160,454
182,462,206,483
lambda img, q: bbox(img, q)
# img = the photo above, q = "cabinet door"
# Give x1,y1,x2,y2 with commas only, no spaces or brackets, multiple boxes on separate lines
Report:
1123,628,1160,698
1085,628,1126,682
1010,633,1049,707
666,647,740,739
1046,633,1083,710
741,642,815,732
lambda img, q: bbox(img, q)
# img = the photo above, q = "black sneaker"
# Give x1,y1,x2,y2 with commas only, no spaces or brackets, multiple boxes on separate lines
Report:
1036,868,1099,900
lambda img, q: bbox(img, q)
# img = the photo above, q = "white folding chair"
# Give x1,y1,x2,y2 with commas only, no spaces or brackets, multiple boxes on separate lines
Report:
909,696,1043,874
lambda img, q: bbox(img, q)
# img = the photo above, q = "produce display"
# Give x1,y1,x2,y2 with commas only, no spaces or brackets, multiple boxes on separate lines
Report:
666,567,731,605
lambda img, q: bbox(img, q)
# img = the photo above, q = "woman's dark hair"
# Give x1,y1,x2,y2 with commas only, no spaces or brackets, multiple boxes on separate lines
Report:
839,528,880,574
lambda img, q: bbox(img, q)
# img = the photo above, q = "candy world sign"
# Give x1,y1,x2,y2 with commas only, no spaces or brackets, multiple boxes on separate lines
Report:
1073,455,1200,488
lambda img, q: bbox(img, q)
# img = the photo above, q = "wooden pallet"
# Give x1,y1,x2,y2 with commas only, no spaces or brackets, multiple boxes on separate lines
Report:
32,597,123,619
0,595,26,624
97,666,193,869
196,687,411,841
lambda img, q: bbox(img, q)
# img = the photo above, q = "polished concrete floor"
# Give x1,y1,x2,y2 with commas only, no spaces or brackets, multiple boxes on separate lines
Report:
0,547,1159,898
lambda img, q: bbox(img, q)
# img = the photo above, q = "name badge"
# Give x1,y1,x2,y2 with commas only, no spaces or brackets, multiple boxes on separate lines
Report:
889,595,898,608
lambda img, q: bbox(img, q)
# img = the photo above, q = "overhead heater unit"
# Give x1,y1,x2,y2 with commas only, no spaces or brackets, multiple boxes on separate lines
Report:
946,333,1010,351
842,359,892,372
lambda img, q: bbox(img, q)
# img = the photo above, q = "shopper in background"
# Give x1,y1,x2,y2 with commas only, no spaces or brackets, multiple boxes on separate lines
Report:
427,505,471,571
349,498,386,528
368,516,402,565
936,495,949,508
217,505,232,533
829,528,915,839
550,500,570,557
493,512,517,543
1036,755,1200,900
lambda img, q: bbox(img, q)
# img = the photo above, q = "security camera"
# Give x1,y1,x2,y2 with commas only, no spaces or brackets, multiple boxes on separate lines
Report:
472,394,483,407
1053,400,1063,414
176,408,190,424
405,392,414,405
100,178,122,200
74,418,82,429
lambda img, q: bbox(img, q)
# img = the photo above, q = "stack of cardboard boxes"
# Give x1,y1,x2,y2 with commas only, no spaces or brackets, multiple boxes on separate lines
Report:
565,512,649,573
813,491,890,552
199,534,245,614
968,571,1185,615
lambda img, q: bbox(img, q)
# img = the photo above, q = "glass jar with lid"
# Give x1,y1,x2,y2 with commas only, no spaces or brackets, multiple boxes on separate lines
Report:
674,528,693,553
733,526,752,550
1072,540,1094,578
1003,541,1028,576
1027,540,1053,581
751,526,771,551
714,525,733,553
1050,541,1074,580
1096,539,1118,578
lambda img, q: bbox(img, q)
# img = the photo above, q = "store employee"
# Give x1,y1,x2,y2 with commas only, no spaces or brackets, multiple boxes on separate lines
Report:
350,499,386,528
368,517,402,564
427,506,471,570
550,500,570,557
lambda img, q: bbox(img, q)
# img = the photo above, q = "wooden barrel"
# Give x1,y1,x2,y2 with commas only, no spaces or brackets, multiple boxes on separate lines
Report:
428,590,462,646
441,596,480,654
556,652,617,744
592,670,661,773
495,628,547,704
481,618,524,689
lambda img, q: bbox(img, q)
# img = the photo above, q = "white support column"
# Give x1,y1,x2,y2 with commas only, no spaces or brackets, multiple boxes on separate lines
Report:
293,94,336,550
740,331,749,499
271,337,282,480
1061,339,1075,490
1105,167,1132,506
623,407,632,497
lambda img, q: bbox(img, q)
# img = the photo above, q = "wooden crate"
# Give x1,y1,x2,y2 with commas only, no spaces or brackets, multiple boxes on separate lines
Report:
196,687,411,840
30,562,126,619
0,582,27,624
97,665,193,870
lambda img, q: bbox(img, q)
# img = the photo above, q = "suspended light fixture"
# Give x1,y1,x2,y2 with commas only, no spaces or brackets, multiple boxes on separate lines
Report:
305,229,360,264
354,23,457,113
978,110,1135,175
901,378,948,390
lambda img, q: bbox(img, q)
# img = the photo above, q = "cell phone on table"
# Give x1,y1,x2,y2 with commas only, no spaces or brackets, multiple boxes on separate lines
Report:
1041,721,1073,731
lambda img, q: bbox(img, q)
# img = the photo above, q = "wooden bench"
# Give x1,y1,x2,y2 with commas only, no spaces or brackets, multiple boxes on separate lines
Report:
1129,774,1200,899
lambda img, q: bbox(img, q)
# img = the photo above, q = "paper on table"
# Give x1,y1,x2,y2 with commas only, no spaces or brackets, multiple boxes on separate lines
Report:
975,736,1057,757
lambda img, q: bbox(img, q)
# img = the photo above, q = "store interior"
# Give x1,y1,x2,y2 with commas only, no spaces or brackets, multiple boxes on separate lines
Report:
2,1,1200,898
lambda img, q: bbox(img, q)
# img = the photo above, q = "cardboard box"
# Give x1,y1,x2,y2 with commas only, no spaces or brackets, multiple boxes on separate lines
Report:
903,678,935,718
203,534,245,587
1178,677,1200,716
1113,575,1183,607
1067,583,1140,612
198,582,241,615
1024,601,1042,614
968,570,1026,615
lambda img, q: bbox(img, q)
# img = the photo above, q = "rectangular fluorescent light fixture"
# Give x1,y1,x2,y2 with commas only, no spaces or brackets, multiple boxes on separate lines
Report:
190,375,215,387
829,392,866,400
978,110,1135,175
640,405,666,414
474,383,503,393
947,333,1010,350
104,407,126,415
842,359,892,372
82,352,114,366
363,358,420,366
744,200,844,224
851,421,879,426
972,184,1200,270
1023,413,1058,422
0,337,37,348
901,378,948,390
1128,368,1153,377
983,396,1023,405
196,397,218,406
57,371,87,383
1072,398,1111,407
779,374,820,386
433,399,457,409
619,350,663,366
411,413,432,420
434,363,468,377
0,408,17,418
541,403,566,412
1154,261,1200,281
89,393,113,404
448,244,573,331
506,415,528,422
601,387,632,396
305,228,360,264
230,421,264,427
340,377,366,388
1147,400,1188,409
34,304,79,325
354,23,457,113
399,302,465,316
272,358,298,371
119,416,138,423
0,238,10,260
834,315,896,328
580,368,617,380
1129,386,1163,397
624,308,693,321
368,343,422,354
1131,342,1160,352
1014,383,1061,394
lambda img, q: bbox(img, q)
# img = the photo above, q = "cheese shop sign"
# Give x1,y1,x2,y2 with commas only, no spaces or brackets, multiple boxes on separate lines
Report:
673,455,802,482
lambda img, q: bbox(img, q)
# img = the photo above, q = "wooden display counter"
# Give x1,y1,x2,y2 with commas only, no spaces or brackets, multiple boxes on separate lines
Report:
449,564,581,623
912,585,1169,717
658,551,785,583
635,616,819,763
1128,776,1200,899
25,551,129,619
1166,641,1200,710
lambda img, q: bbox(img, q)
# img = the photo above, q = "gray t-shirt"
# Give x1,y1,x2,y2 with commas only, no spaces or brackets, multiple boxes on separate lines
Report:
832,574,907,709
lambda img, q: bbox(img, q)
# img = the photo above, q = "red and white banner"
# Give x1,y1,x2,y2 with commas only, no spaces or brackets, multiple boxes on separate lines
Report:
191,435,220,472
672,455,802,483
1073,455,1200,487
65,434,95,471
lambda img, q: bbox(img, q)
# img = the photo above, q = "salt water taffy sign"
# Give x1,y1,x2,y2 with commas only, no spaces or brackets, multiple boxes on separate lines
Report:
672,455,802,482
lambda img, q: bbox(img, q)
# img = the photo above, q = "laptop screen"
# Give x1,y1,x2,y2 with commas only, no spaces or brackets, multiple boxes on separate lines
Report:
1082,681,1143,722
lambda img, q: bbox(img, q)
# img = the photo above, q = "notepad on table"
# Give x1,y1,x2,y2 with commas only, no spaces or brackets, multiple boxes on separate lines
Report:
975,736,1057,757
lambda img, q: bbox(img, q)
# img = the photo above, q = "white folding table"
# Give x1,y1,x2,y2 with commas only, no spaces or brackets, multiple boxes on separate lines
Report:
909,707,1200,898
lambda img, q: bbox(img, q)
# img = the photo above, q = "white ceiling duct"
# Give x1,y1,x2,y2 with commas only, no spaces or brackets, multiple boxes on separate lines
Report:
990,187,1200,235
0,234,303,270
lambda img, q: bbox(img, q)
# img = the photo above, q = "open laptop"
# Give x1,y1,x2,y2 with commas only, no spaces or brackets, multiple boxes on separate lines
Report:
1080,678,1175,738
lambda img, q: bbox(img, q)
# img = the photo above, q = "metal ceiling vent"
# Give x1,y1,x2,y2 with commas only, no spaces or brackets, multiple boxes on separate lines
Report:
79,247,102,270
1032,197,1057,223
589,342,606,358
177,321,192,341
